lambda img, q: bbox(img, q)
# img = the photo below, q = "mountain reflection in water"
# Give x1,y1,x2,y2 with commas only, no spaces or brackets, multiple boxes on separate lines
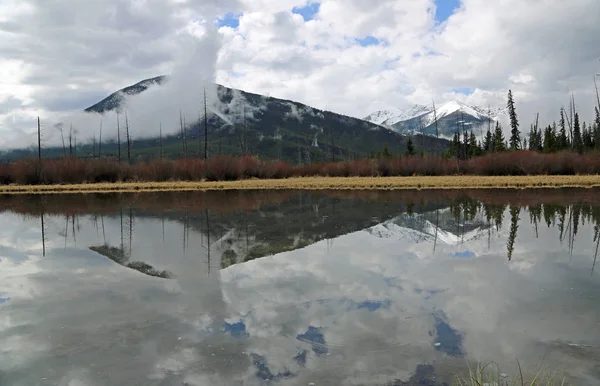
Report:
0,189,599,385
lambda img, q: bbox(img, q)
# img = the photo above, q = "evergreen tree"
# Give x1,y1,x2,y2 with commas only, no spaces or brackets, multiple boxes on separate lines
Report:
522,138,528,150
463,130,470,159
573,112,583,153
469,131,479,158
528,123,543,151
507,90,521,150
452,131,461,158
528,124,536,151
383,143,392,158
583,122,594,149
543,125,555,153
405,136,415,156
493,122,506,152
558,107,568,150
483,128,493,153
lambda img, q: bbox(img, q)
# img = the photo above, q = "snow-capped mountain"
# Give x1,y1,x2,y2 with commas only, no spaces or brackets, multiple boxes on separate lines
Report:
363,105,431,127
363,109,404,126
364,101,507,138
366,209,494,247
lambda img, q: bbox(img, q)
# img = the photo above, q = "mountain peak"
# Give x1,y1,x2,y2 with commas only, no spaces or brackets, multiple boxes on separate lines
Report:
364,100,507,138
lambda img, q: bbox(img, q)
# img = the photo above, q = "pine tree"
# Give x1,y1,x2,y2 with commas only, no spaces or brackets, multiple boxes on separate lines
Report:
543,125,555,153
493,122,506,152
558,108,568,150
583,122,594,149
573,112,583,153
507,90,520,150
463,130,470,159
452,131,461,158
469,131,479,158
483,128,493,153
528,123,543,152
405,137,415,156
383,143,392,158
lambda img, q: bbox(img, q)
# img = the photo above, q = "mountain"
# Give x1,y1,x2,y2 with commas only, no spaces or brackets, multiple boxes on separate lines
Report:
85,75,168,113
79,76,450,162
364,101,507,139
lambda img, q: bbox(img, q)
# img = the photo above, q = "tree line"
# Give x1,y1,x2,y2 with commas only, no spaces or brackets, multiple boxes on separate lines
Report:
401,89,600,159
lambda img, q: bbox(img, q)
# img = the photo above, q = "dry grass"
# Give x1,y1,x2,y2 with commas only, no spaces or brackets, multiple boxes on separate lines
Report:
2,175,600,195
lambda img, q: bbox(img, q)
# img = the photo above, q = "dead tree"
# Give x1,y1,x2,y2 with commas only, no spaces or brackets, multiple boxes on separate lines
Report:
204,87,208,160
117,113,121,163
159,123,163,159
125,112,131,164
69,124,73,157
433,99,439,156
37,117,42,161
98,118,103,158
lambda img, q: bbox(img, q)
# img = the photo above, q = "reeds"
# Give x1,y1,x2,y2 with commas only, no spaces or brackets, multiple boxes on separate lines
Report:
454,361,566,386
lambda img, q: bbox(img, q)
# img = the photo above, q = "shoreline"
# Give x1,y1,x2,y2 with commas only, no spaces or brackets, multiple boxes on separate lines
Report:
2,175,600,194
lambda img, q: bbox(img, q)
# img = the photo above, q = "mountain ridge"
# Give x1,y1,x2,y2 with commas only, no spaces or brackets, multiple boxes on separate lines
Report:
76,76,450,162
365,101,507,138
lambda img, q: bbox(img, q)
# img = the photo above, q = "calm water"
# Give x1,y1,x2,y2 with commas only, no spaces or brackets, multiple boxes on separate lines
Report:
1,189,599,385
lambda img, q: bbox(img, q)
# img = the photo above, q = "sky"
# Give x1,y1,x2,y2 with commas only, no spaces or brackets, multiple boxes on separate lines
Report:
1,0,600,148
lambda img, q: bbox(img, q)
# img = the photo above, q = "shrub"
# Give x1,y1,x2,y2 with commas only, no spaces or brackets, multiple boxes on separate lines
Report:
205,155,242,181
4,150,600,185
0,164,13,185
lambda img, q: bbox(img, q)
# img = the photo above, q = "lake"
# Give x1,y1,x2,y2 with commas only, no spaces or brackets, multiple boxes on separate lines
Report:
1,189,599,385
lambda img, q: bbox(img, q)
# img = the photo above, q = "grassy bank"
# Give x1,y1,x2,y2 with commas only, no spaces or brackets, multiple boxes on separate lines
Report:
2,175,600,194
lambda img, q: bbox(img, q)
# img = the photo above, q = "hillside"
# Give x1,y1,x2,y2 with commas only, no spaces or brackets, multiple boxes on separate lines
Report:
80,76,450,162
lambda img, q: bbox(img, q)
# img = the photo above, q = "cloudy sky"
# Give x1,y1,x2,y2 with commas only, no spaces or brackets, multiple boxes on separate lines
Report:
1,0,600,148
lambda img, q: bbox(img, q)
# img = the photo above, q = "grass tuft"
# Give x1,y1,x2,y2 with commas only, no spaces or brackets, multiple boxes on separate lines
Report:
454,361,566,386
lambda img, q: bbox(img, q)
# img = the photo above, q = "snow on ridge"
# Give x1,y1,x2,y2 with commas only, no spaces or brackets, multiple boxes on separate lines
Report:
382,104,430,126
363,109,405,126
364,101,507,128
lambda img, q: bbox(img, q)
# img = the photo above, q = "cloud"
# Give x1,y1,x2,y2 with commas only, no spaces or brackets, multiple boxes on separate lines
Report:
1,0,600,149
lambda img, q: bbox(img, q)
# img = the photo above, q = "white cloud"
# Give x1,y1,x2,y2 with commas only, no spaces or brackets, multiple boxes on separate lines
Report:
1,0,600,148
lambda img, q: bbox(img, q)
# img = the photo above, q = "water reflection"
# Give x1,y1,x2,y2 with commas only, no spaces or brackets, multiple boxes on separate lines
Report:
0,189,599,385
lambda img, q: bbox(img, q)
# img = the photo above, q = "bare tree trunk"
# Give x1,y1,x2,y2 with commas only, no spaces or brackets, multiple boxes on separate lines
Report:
432,99,439,156
125,112,131,164
159,123,163,159
92,133,96,158
59,127,66,157
204,87,208,160
183,116,188,156
37,117,42,161
69,124,73,157
594,75,600,115
117,113,121,163
179,110,185,157
98,118,103,158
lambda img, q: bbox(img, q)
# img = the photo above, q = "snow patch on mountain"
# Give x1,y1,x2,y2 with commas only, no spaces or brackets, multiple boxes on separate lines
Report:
364,101,507,128
363,109,404,126
368,218,487,246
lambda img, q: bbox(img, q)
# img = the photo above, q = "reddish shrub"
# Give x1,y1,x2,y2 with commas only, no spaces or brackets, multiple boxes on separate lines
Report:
13,159,43,185
205,155,242,181
261,160,292,179
0,164,13,185
4,150,600,186
172,158,205,181
136,159,176,181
